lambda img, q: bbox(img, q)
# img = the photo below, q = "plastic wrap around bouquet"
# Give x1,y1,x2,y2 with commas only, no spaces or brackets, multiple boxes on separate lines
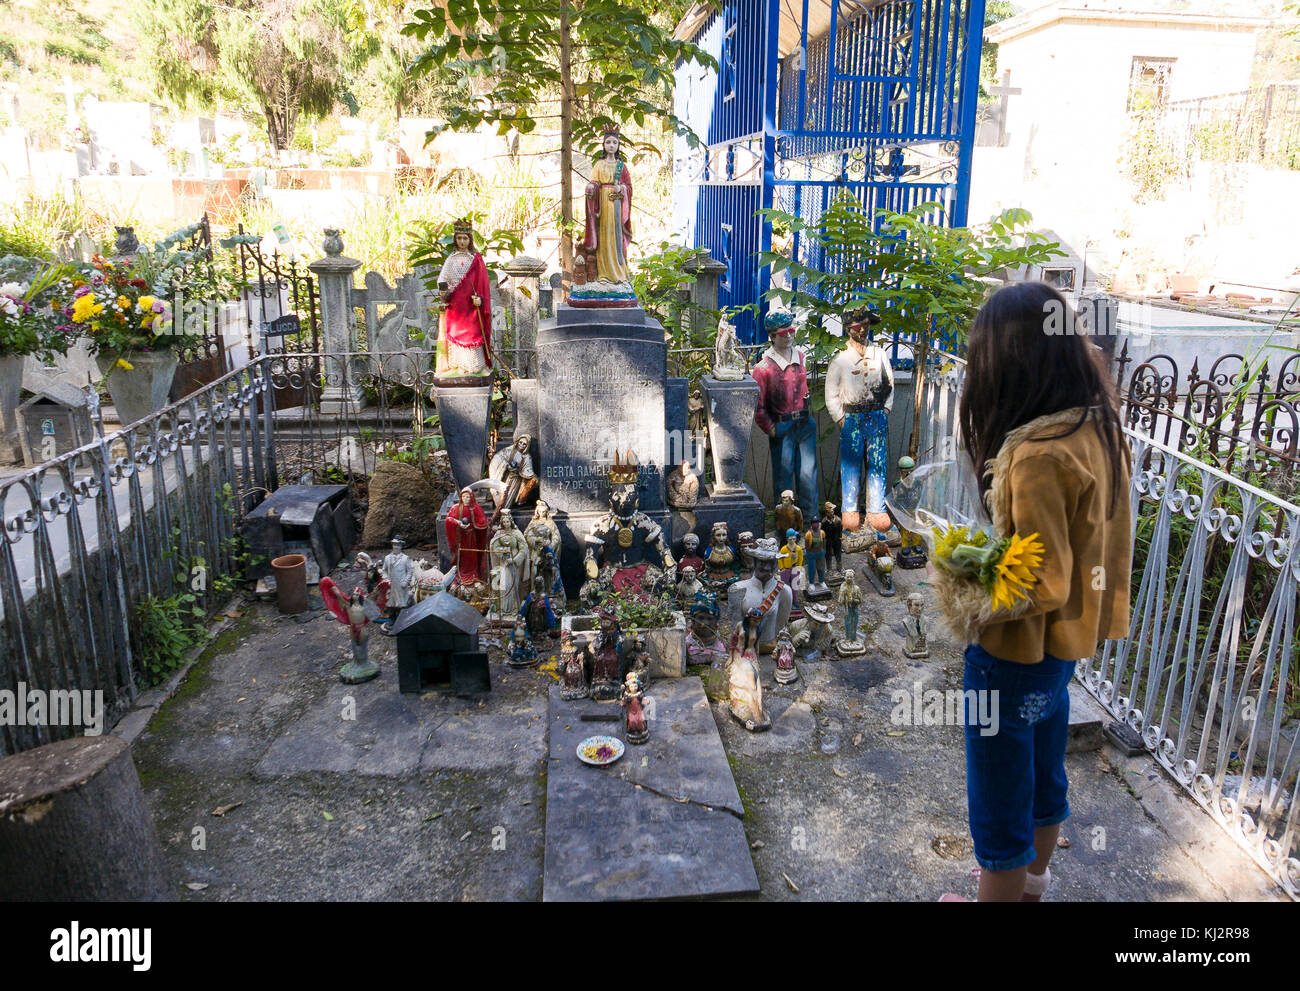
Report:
886,459,1045,641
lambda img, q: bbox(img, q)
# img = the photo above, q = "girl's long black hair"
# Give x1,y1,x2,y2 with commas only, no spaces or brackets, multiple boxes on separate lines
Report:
958,281,1129,516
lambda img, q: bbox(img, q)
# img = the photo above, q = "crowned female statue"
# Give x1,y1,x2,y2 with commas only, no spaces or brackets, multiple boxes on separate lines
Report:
435,218,494,379
569,126,637,307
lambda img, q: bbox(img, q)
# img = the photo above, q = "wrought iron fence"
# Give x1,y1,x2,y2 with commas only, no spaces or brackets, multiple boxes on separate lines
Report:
1114,341,1300,492
1157,84,1300,171
1080,431,1300,899
0,361,276,755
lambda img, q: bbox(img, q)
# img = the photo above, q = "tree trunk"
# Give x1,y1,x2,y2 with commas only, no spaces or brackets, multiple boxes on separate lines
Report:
0,735,174,900
558,0,574,292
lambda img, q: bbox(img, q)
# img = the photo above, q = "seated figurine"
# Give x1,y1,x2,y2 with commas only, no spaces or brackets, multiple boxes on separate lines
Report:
675,565,704,612
506,615,538,668
686,592,727,668
559,631,589,701
519,575,558,637
789,601,835,658
864,532,896,597
727,608,771,732
584,453,674,596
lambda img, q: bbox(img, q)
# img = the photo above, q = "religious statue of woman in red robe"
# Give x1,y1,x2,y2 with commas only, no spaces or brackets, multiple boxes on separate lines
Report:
569,126,637,307
445,487,490,605
435,219,494,379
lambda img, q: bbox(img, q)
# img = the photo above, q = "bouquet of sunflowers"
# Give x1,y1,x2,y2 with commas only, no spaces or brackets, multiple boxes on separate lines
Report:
887,459,1046,640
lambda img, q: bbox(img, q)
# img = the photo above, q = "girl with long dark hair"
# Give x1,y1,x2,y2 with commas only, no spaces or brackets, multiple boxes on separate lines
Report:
944,281,1132,902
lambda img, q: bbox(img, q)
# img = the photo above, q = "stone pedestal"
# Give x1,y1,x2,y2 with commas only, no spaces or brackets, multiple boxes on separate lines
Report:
96,350,180,427
308,229,365,414
701,373,759,497
503,254,547,377
433,382,492,492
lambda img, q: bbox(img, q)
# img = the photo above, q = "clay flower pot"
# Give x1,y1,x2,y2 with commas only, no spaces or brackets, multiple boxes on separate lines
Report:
271,554,308,614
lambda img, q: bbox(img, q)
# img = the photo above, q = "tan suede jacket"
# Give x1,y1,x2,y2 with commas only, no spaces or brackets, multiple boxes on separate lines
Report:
974,407,1133,664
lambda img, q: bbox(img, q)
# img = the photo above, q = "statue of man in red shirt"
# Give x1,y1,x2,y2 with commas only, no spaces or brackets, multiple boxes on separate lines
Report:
750,310,819,521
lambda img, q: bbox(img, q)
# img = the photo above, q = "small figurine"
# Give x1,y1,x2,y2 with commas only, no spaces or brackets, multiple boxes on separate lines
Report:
753,310,819,521
519,575,558,637
666,460,700,510
789,601,835,657
486,433,538,519
320,576,391,684
584,451,674,595
412,558,448,602
620,672,651,744
903,592,930,659
774,489,805,543
624,633,652,690
587,607,625,701
773,627,799,685
559,631,590,701
489,512,530,617
687,389,707,436
676,531,706,578
736,531,757,571
570,125,637,306
894,456,928,569
803,518,831,597
821,501,844,583
675,565,704,612
712,311,748,381
836,568,866,657
825,305,893,533
865,531,896,597
686,593,727,667
730,536,792,654
727,608,771,732
379,536,416,629
701,520,738,601
446,486,491,606
434,218,494,379
778,527,805,619
507,615,538,668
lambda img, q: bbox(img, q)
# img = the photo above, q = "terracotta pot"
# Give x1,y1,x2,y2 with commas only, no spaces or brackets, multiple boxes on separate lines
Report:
271,553,308,614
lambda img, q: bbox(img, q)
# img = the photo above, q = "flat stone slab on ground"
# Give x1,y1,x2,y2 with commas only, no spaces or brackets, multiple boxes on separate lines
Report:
543,677,758,901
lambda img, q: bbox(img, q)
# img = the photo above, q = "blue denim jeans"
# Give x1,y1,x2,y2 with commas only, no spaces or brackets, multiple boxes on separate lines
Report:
840,409,889,518
769,415,819,520
963,643,1076,872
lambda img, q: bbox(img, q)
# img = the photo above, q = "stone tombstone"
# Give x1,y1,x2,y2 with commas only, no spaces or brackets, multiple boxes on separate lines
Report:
535,302,667,517
701,374,760,497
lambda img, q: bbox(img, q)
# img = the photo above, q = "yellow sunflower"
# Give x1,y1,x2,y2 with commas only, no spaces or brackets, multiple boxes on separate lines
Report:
990,532,1045,613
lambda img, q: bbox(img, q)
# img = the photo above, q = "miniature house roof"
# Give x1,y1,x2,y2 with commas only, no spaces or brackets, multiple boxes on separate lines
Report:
390,591,484,638
19,382,90,409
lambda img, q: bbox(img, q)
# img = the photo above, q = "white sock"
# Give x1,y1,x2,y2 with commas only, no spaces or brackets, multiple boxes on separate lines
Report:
1024,867,1052,897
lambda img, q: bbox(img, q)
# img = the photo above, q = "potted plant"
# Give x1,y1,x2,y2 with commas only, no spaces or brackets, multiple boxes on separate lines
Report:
0,259,77,460
65,226,202,426
561,585,688,680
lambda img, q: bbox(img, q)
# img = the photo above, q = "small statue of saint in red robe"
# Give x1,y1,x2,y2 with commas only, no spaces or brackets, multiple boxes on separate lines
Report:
435,218,493,378
445,486,490,606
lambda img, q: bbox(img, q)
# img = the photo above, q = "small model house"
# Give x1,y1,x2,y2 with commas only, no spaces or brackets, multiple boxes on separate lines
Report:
391,591,489,695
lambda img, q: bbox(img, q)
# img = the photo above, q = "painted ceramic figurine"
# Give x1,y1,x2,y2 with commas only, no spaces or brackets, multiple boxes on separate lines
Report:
903,592,930,659
727,607,771,732
675,565,704,612
825,306,893,533
320,576,390,684
519,575,558,637
731,536,792,654
446,486,490,606
773,627,799,685
583,452,674,595
686,593,727,667
736,531,757,571
412,558,448,602
894,456,927,569
779,527,805,619
712,311,748,381
523,500,562,597
866,531,896,597
586,607,625,702
836,568,866,657
570,125,636,306
559,631,589,701
676,531,705,579
701,520,738,600
489,512,529,617
486,433,537,518
434,218,493,378
620,672,650,744
774,490,805,543
379,536,415,627
666,459,700,510
625,633,652,690
687,389,706,436
507,615,538,668
803,518,831,597
820,501,844,583
789,601,835,657
752,310,818,521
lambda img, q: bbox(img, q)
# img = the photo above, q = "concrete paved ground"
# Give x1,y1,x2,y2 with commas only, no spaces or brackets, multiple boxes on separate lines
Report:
127,553,1285,901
